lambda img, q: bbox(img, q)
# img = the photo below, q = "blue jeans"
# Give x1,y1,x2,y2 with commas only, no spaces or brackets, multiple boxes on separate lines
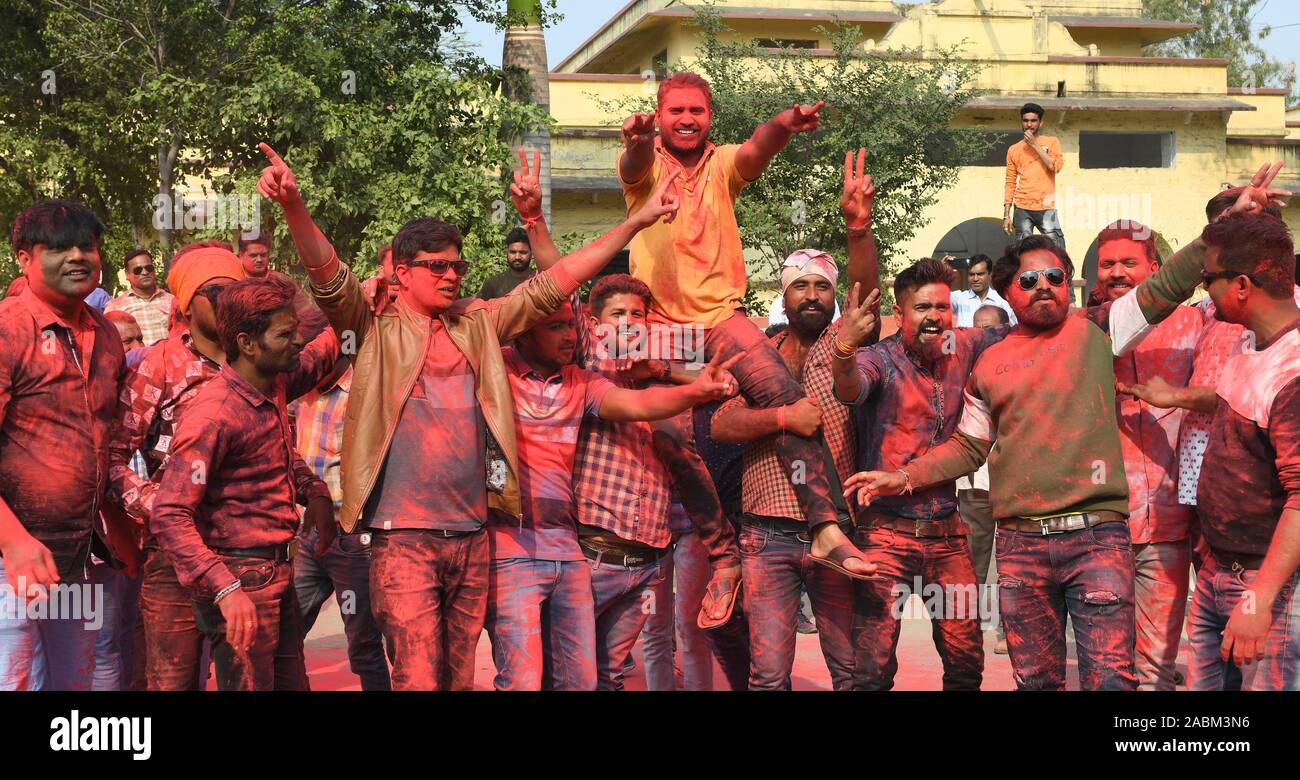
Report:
91,563,141,691
589,552,668,691
741,521,854,690
1186,557,1300,691
641,530,715,691
486,558,597,691
0,557,104,690
996,522,1138,690
295,528,391,691
1013,206,1065,247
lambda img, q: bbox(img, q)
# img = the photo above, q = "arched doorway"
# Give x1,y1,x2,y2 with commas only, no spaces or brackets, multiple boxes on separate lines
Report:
932,218,1012,290
1080,230,1174,305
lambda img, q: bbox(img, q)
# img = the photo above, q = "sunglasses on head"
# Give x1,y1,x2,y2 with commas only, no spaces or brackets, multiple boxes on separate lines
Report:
405,258,470,277
1016,267,1067,291
197,282,231,302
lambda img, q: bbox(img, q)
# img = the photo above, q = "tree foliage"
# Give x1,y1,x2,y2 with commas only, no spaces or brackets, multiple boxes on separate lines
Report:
0,0,553,293
1144,0,1297,103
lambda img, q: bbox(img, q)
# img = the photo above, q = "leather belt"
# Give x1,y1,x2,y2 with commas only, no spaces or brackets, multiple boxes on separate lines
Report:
863,512,967,539
1210,548,1265,573
580,541,665,569
997,510,1125,535
212,543,292,562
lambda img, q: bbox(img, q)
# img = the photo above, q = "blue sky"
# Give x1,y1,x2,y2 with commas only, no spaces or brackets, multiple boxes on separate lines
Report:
458,0,1298,94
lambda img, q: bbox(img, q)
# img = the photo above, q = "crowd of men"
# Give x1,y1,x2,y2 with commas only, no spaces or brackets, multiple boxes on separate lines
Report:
0,73,1297,692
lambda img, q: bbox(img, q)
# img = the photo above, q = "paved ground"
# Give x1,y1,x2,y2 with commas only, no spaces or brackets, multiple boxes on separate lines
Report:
303,593,1192,691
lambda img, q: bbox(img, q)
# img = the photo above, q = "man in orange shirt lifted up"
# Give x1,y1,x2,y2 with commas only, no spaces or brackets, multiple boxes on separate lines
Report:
1004,102,1066,248
617,72,877,580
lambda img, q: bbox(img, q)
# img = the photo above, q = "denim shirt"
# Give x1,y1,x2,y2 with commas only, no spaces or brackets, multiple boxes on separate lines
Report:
845,327,1007,520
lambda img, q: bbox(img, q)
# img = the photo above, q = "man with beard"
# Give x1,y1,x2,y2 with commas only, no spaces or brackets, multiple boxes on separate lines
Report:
708,149,881,690
951,254,1015,327
151,275,340,690
1094,220,1203,691
846,163,1289,690
478,228,535,300
831,257,1010,691
618,71,874,582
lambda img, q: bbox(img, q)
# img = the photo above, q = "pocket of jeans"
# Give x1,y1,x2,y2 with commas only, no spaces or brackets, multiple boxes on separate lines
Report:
228,558,277,593
739,525,768,556
336,533,370,557
1087,523,1132,552
994,528,1022,557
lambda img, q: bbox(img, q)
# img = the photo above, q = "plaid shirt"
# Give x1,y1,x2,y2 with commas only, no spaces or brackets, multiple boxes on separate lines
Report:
108,330,223,526
717,320,856,523
105,288,174,346
572,301,673,549
291,367,351,510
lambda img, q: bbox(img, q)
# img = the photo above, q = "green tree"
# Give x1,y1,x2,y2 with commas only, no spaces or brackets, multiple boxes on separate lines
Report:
1144,0,1297,103
602,7,989,288
0,0,551,293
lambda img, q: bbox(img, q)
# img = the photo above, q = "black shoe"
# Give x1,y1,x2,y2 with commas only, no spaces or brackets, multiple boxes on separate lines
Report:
797,617,817,635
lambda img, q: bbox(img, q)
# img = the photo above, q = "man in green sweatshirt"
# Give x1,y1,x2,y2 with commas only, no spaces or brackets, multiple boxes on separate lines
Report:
844,163,1290,690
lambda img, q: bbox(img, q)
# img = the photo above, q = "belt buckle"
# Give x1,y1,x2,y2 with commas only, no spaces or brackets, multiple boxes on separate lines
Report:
1231,561,1244,573
1038,518,1053,536
796,529,812,544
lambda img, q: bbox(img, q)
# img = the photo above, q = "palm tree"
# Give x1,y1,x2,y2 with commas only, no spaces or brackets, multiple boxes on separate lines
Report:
503,0,552,223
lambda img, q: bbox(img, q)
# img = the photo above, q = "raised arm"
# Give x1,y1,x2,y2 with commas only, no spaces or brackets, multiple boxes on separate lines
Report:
510,148,562,271
618,112,657,187
735,101,824,182
841,148,879,294
1108,161,1292,356
258,143,374,343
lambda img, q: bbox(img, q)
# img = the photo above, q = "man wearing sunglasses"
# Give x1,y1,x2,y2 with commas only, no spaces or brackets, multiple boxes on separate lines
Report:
106,248,174,346
846,162,1291,690
257,141,679,690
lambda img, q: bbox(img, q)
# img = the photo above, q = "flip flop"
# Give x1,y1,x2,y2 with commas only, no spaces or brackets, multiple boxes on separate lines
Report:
696,566,741,630
810,543,879,581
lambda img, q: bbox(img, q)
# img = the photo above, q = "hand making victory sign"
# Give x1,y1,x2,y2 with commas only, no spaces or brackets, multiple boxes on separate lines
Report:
510,147,544,222
841,147,876,230
777,100,826,134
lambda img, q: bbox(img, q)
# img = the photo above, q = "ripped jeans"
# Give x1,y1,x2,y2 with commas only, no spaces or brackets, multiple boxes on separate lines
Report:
995,522,1137,690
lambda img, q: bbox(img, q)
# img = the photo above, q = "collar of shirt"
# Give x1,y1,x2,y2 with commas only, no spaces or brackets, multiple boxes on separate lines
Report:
21,286,92,332
654,136,718,180
220,363,279,409
504,345,564,384
127,288,169,302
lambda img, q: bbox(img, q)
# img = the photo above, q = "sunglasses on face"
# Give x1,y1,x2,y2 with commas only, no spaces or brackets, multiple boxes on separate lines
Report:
1199,269,1259,288
129,264,155,275
1016,267,1067,291
405,258,469,277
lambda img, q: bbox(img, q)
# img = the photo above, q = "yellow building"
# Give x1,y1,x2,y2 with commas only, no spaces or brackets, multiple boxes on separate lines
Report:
545,0,1299,297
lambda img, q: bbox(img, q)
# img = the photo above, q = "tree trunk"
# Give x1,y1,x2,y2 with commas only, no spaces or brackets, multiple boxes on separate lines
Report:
503,0,552,224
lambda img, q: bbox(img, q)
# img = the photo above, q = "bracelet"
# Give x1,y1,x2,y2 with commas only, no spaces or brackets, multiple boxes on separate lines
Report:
896,469,914,495
214,580,242,603
521,214,542,228
846,224,871,237
776,405,786,432
831,338,856,360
